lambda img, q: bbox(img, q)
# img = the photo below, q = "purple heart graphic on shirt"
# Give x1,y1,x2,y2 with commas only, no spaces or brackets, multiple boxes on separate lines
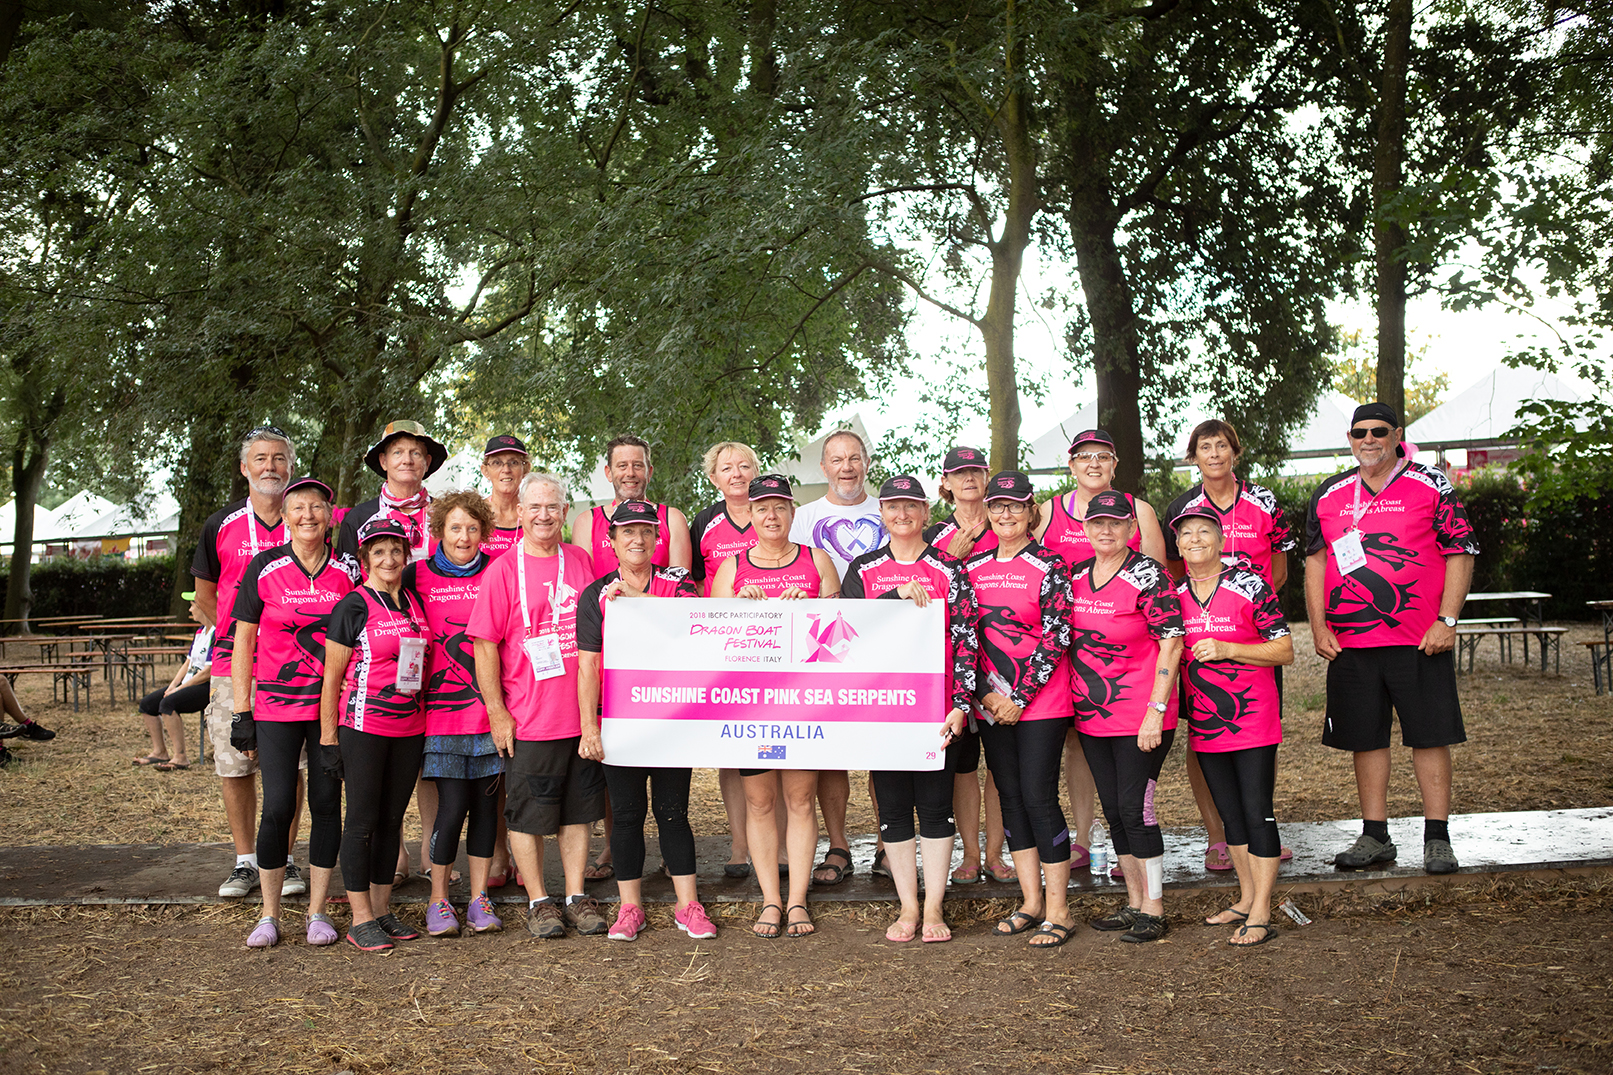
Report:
815,516,886,562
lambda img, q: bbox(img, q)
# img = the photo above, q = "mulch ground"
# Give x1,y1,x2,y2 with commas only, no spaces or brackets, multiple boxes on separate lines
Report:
2,623,1611,1074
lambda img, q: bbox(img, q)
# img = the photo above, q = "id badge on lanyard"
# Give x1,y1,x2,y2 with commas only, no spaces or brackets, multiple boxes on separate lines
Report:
518,544,570,684
1335,465,1400,576
396,635,426,693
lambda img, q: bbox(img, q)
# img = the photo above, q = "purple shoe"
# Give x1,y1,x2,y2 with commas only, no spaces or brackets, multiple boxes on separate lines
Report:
306,913,339,946
466,893,503,933
246,915,280,948
426,899,460,937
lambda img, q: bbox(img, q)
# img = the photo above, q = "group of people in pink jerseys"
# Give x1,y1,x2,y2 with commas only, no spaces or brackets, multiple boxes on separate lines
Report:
195,400,1475,952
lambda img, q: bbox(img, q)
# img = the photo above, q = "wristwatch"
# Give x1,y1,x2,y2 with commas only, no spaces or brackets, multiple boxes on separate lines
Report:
1439,615,1458,627
1147,701,1167,714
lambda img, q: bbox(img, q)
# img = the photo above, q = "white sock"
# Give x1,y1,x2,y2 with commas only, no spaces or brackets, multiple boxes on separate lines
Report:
566,893,586,905
237,854,258,869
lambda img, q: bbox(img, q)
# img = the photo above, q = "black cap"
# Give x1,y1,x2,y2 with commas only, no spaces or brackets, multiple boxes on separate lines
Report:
365,420,449,478
1350,402,1406,456
1068,428,1117,454
281,476,332,502
483,433,528,459
941,446,989,473
356,516,411,545
1169,506,1222,531
609,499,661,528
1085,490,1134,520
748,474,796,502
984,471,1034,502
878,474,928,502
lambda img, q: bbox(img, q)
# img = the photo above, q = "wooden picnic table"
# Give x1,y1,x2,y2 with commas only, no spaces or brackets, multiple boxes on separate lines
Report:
1462,591,1552,663
1584,601,1613,694
67,633,140,703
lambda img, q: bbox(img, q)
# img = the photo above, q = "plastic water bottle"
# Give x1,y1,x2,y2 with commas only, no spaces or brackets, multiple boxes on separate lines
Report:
1089,821,1109,877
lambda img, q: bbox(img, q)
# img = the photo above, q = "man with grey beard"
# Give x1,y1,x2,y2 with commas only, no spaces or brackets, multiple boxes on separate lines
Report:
191,426,307,898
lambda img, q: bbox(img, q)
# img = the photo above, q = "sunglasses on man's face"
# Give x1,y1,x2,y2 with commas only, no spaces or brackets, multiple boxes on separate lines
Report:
1349,425,1393,440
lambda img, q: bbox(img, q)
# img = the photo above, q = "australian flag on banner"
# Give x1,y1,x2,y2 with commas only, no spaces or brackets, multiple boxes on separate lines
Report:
758,745,786,760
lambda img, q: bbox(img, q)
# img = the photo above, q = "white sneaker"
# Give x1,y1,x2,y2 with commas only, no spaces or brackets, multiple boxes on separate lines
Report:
281,863,308,896
218,864,260,898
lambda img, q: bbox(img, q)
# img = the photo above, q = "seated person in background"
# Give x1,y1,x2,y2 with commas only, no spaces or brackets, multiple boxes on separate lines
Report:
132,591,215,771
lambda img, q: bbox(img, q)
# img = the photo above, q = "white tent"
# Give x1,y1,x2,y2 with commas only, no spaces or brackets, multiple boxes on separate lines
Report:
1406,365,1584,445
35,491,116,541
429,449,487,496
0,500,57,556
1023,401,1099,472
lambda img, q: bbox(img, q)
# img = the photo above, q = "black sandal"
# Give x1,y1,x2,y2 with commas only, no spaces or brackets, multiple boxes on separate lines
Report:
752,904,783,940
812,847,853,886
994,910,1040,936
786,904,815,938
870,847,892,879
1030,921,1075,949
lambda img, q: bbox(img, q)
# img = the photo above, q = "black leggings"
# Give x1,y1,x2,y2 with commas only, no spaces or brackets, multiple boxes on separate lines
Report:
980,717,1072,864
138,681,210,717
430,774,501,866
255,719,341,871
1079,729,1175,860
871,768,956,842
603,764,696,881
338,726,424,892
1195,744,1281,858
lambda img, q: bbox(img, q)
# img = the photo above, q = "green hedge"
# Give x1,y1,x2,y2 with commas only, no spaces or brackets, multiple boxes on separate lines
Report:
0,555,176,623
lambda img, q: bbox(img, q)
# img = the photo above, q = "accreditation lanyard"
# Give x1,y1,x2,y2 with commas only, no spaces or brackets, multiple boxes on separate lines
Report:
383,588,427,694
1333,462,1405,575
516,543,568,682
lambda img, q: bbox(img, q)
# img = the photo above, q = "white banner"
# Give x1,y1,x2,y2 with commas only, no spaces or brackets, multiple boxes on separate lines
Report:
600,598,949,770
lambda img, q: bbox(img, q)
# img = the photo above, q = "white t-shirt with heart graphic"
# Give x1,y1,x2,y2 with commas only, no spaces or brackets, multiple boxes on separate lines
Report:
790,495,888,582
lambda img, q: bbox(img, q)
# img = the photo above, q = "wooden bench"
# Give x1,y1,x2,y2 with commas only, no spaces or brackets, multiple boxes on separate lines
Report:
1582,640,1612,695
119,646,193,697
1456,626,1568,675
0,665,96,711
1457,618,1523,662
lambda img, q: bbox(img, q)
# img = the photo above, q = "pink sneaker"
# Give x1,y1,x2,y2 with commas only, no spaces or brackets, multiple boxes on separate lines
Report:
674,900,717,940
608,902,647,942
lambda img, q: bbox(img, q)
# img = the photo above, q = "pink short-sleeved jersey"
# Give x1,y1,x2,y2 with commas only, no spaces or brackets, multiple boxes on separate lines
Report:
842,545,981,713
191,500,285,679
1305,462,1479,648
1067,550,1185,736
465,543,595,741
334,587,428,737
586,502,672,578
964,542,1074,722
730,546,824,598
231,545,360,722
1177,569,1290,751
480,526,522,560
1163,480,1295,587
1041,490,1144,564
923,516,999,559
406,558,493,737
690,501,758,595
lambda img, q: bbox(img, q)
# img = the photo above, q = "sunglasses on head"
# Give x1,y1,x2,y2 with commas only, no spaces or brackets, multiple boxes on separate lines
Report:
245,424,290,440
1349,425,1393,440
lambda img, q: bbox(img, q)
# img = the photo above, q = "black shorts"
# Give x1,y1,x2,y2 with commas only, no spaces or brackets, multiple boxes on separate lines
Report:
946,725,982,774
1322,646,1465,751
505,736,608,836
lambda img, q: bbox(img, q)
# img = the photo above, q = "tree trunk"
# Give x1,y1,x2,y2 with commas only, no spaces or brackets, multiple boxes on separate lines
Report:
982,74,1038,472
4,436,50,634
1373,0,1411,420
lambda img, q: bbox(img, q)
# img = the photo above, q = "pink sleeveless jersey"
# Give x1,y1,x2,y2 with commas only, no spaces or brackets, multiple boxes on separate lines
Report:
408,559,493,737
232,546,359,722
337,587,428,737
1067,550,1185,736
963,542,1074,721
692,501,758,595
730,545,824,598
588,502,672,578
1041,490,1143,564
480,526,522,560
1177,569,1289,751
923,516,999,559
843,546,980,712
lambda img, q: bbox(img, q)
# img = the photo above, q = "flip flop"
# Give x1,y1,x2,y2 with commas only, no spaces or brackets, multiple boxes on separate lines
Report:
1204,907,1250,927
1205,842,1233,871
1279,846,1294,862
1230,922,1277,947
885,920,918,943
583,860,615,881
949,861,982,885
921,923,952,943
986,861,1017,883
154,761,191,771
994,910,1040,936
133,756,171,767
1030,921,1076,949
